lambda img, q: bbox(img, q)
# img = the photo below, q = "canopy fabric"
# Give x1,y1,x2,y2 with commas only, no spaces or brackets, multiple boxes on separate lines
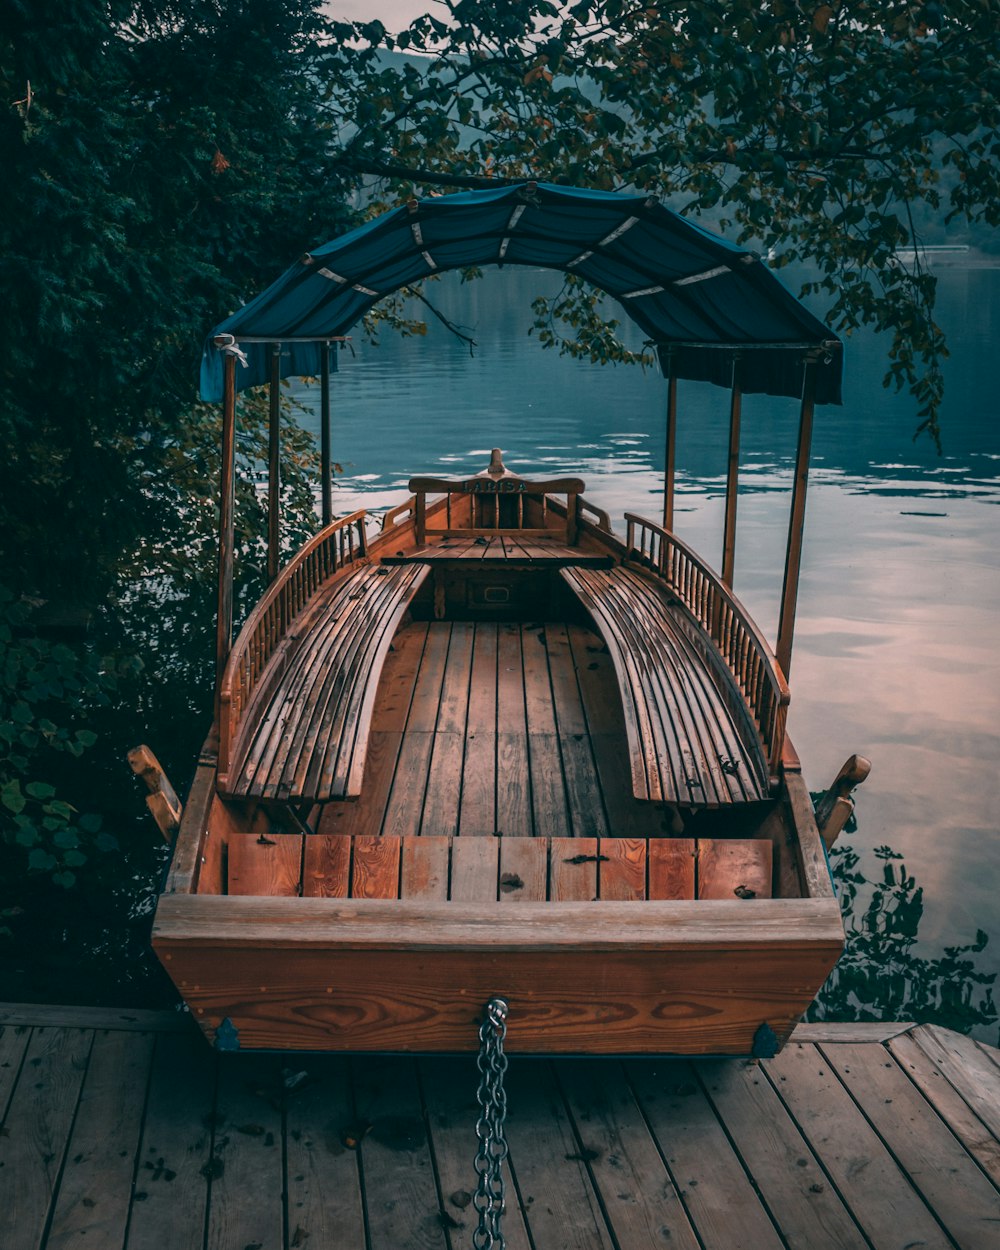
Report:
200,182,842,404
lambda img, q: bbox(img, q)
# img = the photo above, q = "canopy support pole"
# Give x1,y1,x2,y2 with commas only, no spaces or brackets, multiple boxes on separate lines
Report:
215,352,237,705
721,363,742,588
320,342,332,527
776,361,817,680
662,369,677,533
267,344,281,583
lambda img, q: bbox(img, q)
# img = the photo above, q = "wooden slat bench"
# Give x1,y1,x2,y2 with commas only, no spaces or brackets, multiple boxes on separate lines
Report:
220,833,774,901
562,566,768,806
221,563,430,803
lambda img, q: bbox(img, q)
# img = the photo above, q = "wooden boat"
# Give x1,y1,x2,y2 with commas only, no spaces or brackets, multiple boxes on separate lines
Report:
150,183,868,1055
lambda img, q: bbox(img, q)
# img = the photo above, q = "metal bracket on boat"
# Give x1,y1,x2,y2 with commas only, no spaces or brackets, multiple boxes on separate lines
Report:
214,1017,240,1052
751,1021,779,1059
473,997,510,1250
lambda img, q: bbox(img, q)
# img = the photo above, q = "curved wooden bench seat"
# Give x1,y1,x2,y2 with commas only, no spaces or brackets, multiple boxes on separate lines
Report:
561,566,769,806
221,562,430,803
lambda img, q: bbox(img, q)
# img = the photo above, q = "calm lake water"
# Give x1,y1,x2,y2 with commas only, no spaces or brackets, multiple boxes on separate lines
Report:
293,264,1000,1035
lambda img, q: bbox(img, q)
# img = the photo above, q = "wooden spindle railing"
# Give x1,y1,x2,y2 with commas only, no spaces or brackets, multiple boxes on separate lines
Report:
624,513,790,775
217,511,368,783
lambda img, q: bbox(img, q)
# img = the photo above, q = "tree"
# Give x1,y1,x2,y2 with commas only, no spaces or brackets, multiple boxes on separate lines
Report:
0,1,353,604
331,1,1000,444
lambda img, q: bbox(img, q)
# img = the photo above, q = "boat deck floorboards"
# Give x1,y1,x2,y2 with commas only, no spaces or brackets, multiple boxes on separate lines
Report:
2,1003,998,1250
312,619,764,845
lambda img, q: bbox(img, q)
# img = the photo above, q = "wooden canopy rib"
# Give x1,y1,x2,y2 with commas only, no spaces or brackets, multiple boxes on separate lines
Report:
561,566,768,806
221,563,430,803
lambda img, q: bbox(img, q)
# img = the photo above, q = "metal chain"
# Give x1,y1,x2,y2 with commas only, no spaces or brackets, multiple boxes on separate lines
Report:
472,996,509,1250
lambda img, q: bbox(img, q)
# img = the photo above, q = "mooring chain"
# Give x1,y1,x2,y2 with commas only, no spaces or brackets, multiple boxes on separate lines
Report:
472,996,510,1250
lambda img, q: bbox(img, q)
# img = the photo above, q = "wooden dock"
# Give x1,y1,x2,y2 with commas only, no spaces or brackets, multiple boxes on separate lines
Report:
1,1004,998,1249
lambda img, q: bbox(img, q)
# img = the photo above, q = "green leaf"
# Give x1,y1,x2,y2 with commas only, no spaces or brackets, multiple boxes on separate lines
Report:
25,781,56,800
1,781,25,815
27,848,57,872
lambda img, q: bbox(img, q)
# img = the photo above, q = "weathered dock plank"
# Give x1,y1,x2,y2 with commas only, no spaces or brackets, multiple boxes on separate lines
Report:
124,1030,215,1250
764,1040,955,1249
558,1058,702,1250
284,1056,366,1250
697,1056,868,1250
45,1029,154,1250
821,1040,1000,1250
0,1026,93,1250
0,1005,997,1250
628,1057,786,1250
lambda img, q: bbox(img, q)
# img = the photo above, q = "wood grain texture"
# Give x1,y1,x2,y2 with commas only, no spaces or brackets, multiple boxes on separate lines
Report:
697,1056,868,1250
697,839,772,901
4,1003,993,1250
450,836,499,901
550,836,598,901
205,1054,285,1250
505,1060,616,1250
0,1004,190,1034
0,1027,93,1250
0,1023,31,1117
227,833,303,897
284,1056,366,1250
559,1059,702,1250
124,1031,215,1250
763,1042,953,1250
316,730,401,839
599,838,646,900
351,836,401,899
499,837,548,902
648,839,696,900
628,1057,786,1250
45,1030,155,1250
381,730,434,839
496,732,532,836
820,1040,1000,1250
353,1056,449,1250
902,1024,1000,1145
888,1030,1000,1187
155,917,841,1054
421,1057,534,1250
459,732,496,834
302,834,352,898
401,836,450,901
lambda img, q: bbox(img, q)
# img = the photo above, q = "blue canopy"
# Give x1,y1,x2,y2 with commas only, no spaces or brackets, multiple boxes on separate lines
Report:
200,182,842,404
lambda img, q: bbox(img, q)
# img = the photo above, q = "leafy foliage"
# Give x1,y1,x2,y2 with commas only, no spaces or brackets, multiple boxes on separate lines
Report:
334,1,1000,444
809,842,998,1037
0,590,122,888
0,1,357,604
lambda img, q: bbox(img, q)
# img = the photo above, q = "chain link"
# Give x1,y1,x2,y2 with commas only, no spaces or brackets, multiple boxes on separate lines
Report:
472,996,509,1250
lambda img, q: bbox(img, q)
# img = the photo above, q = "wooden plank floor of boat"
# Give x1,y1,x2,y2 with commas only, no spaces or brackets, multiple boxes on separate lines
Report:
310,619,767,847
3,1004,999,1250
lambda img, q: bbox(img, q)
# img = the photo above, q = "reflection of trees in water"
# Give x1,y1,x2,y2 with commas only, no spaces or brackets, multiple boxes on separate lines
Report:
809,839,998,1039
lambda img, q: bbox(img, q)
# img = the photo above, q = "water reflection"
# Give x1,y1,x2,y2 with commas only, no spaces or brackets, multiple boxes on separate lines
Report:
811,835,997,1039
293,264,1000,1039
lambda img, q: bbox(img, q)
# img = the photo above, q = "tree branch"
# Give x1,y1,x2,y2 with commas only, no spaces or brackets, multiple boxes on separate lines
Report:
402,286,479,355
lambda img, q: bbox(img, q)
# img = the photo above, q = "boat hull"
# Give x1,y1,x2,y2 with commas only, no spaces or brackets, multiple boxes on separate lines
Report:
153,893,842,1054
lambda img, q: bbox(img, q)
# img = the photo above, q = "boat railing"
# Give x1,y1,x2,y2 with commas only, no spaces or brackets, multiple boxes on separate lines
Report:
576,497,613,532
624,513,790,775
381,497,414,531
217,510,368,784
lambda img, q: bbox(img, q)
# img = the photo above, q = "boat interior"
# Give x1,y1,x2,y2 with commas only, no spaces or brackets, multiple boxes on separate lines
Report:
192,456,807,911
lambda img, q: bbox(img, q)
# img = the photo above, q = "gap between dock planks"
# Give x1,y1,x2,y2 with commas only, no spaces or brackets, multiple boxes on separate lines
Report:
0,1012,998,1250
